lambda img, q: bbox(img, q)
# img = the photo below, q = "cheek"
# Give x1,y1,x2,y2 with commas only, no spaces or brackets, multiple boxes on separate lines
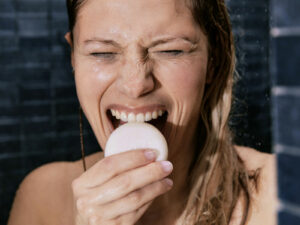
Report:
157,57,207,101
74,59,115,110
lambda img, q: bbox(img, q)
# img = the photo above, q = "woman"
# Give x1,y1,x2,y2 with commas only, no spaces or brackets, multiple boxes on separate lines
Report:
7,0,277,224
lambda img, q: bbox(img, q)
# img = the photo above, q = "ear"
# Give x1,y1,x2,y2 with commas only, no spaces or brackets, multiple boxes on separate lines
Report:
65,32,75,70
65,32,73,47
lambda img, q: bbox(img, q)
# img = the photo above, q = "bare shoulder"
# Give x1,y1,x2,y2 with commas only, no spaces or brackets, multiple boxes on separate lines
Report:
235,145,275,171
235,146,278,225
8,152,103,225
7,161,77,225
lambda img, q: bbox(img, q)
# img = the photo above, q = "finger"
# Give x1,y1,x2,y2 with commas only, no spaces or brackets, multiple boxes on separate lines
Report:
117,201,153,224
89,201,153,225
73,149,157,189
81,161,173,205
101,178,173,219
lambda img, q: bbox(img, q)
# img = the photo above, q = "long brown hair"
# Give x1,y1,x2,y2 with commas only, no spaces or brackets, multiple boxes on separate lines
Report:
66,0,255,224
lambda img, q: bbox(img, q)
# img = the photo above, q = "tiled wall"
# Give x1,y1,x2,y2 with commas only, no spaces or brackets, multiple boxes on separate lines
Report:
270,0,300,224
0,0,271,224
0,0,99,223
227,0,271,153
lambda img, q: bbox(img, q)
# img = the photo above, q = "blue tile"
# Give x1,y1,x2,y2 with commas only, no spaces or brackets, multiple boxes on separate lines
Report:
0,35,18,52
17,16,49,37
50,0,67,12
0,51,21,66
19,86,50,103
0,17,16,32
278,210,300,225
19,37,50,49
23,120,52,135
0,139,21,154
271,36,300,86
16,0,48,13
21,136,53,152
20,103,51,117
55,101,78,116
18,67,51,82
55,85,76,99
0,122,20,137
0,105,19,118
277,153,300,205
273,95,300,146
0,83,18,104
272,0,300,27
0,0,15,13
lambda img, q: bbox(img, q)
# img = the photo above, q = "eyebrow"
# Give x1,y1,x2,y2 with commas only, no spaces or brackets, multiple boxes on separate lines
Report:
84,38,122,48
148,37,197,48
83,36,197,48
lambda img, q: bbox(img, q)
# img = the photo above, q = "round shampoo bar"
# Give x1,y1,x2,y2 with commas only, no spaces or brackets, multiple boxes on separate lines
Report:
105,122,168,161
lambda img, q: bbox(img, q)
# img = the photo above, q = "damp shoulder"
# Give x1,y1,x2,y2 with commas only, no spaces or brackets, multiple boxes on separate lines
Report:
234,145,277,225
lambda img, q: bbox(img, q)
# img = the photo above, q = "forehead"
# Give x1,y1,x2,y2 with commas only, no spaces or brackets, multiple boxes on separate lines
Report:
74,0,201,44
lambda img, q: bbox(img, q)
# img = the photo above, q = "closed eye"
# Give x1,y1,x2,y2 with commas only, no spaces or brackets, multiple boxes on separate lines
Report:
91,52,117,59
159,50,184,56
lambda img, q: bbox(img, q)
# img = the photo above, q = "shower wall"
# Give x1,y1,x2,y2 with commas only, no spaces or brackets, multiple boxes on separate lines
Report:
270,0,300,224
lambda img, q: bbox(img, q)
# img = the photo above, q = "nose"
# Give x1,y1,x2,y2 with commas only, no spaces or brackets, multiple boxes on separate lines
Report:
117,56,155,98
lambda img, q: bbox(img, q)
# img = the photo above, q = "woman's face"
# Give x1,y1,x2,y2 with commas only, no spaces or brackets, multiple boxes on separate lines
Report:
70,0,210,152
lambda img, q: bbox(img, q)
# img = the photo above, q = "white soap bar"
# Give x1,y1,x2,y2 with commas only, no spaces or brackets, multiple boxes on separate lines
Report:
105,122,168,161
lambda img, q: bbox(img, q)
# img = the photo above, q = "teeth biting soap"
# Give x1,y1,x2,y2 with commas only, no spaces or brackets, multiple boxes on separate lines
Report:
105,122,168,161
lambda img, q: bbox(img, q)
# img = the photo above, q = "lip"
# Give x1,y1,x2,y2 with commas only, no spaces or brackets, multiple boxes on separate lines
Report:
106,104,167,114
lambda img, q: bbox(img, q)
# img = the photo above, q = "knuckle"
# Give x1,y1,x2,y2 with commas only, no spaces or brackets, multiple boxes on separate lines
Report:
111,219,122,225
71,178,81,195
75,198,85,211
82,206,95,218
118,174,132,190
101,157,119,177
88,215,98,225
101,157,114,171
128,191,143,205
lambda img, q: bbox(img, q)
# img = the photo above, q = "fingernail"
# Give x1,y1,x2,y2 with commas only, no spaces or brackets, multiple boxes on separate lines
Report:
164,178,173,187
144,150,156,160
160,161,173,172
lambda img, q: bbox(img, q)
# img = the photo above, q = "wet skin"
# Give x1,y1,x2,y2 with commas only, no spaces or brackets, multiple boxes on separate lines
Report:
67,0,210,223
7,0,277,225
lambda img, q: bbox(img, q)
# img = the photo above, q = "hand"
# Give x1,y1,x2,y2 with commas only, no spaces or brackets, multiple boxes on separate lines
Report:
72,149,173,225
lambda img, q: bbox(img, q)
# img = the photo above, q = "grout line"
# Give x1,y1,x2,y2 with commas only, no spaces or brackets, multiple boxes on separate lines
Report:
274,144,300,156
271,27,300,37
0,151,45,160
272,86,300,97
278,200,300,216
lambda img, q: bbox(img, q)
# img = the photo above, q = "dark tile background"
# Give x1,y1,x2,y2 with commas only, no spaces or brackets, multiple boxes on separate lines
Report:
272,0,300,27
272,36,300,86
270,0,300,223
0,0,297,224
277,153,300,206
227,0,271,153
278,211,300,225
0,0,99,223
274,95,300,147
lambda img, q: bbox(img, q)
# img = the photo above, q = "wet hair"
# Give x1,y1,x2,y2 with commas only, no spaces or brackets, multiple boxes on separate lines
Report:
66,0,256,224
66,0,85,41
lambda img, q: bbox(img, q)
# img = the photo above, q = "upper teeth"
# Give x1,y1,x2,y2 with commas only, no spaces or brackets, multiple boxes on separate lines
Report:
111,109,165,123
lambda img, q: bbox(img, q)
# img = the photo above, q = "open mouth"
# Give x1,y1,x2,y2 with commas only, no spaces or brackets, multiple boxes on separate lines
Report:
106,109,168,133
